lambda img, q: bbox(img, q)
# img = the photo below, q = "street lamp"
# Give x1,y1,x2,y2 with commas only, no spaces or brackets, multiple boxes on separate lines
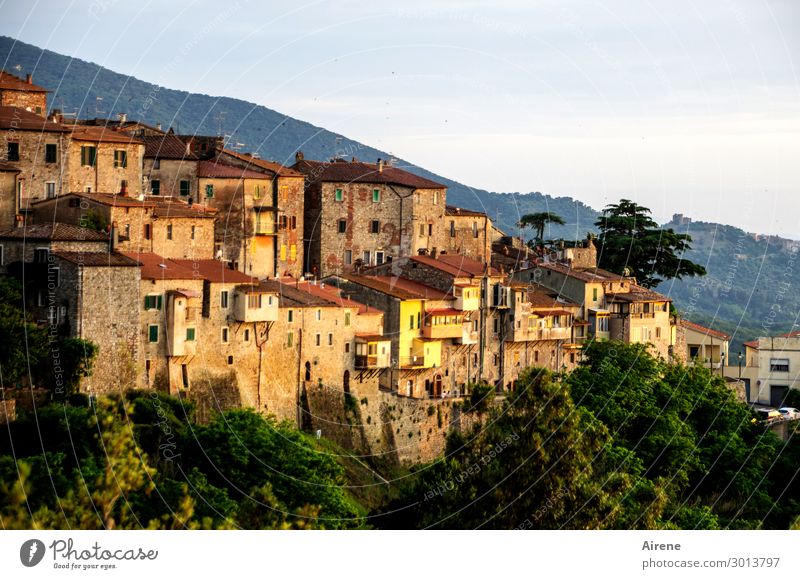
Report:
738,352,743,379
719,351,725,376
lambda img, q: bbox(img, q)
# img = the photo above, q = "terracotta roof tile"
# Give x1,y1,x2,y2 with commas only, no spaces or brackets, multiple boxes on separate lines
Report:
141,134,197,160
294,158,445,189
220,149,303,177
0,71,48,93
68,126,144,145
445,205,487,217
197,160,272,180
0,222,108,241
53,251,140,267
681,319,730,340
170,259,256,284
410,254,499,278
0,106,69,132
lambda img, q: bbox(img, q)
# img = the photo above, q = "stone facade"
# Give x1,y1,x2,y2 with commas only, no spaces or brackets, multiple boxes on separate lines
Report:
66,130,145,196
438,206,492,263
0,164,19,228
145,157,198,199
0,71,48,115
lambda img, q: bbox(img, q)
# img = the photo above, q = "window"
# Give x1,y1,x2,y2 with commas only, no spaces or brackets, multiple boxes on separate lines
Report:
253,185,261,199
7,142,19,162
655,327,661,338
220,291,229,308
279,215,288,230
344,250,352,265
472,221,479,238
328,333,333,346
315,333,321,347
191,225,196,240
370,220,380,234
222,327,229,343
166,224,173,240
248,294,262,309
419,223,425,237
410,315,414,329
228,355,234,365
119,179,128,194
291,216,297,230
428,223,433,237
433,191,439,205
244,329,250,342
34,248,49,263
344,311,350,326
597,316,609,332
179,180,189,196
493,318,499,334
114,150,127,168
344,342,350,353
771,358,790,372
205,184,214,198
150,179,160,195
45,182,56,199
335,188,343,201
450,220,455,237
362,250,371,265
45,143,57,163
287,332,294,348
153,159,160,169
417,312,421,329
148,325,159,343
144,224,151,240
338,219,347,234
592,288,598,301
376,251,384,265
80,146,96,167
186,328,196,341
315,309,321,321
144,295,163,310
372,188,380,203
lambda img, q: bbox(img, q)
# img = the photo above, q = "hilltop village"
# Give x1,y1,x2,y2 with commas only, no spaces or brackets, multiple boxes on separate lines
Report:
0,70,784,462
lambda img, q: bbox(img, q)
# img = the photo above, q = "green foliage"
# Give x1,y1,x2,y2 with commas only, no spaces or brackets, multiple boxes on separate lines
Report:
518,211,566,246
83,209,108,232
0,277,48,386
594,199,706,288
45,338,99,397
467,382,495,413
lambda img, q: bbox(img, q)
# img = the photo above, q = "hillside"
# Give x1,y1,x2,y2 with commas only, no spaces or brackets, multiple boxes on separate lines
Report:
2,35,794,350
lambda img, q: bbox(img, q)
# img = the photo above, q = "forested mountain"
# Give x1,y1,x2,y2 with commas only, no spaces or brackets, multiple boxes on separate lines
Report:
2,35,795,350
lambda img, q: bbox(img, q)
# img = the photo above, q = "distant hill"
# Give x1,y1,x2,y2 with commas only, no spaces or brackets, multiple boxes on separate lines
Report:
2,35,794,351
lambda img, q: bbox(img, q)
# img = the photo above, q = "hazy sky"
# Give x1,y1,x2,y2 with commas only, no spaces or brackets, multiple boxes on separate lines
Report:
2,0,799,235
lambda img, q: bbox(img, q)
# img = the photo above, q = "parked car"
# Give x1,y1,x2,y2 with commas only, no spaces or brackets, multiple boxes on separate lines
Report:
755,408,783,423
779,407,800,420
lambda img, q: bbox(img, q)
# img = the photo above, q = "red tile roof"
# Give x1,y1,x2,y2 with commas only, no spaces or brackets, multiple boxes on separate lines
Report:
0,222,108,241
68,126,144,145
0,71,48,93
0,106,69,132
141,134,197,160
170,259,256,284
220,149,303,178
197,160,273,180
342,274,452,301
445,205,487,217
681,319,730,340
37,192,217,218
293,158,445,189
123,252,197,280
536,260,627,282
288,280,383,315
53,251,140,267
606,285,671,303
410,254,499,278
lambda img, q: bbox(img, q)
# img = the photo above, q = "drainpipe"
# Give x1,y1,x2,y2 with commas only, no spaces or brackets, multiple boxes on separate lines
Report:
387,184,414,269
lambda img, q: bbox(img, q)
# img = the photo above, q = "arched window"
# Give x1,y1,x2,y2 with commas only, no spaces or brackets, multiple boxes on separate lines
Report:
304,361,311,382
343,370,350,394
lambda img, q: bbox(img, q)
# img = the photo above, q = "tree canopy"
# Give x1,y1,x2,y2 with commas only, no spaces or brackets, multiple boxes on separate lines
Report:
594,199,706,288
518,212,566,247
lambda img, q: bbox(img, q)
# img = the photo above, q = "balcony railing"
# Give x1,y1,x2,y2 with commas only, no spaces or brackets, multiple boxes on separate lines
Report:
354,355,389,369
254,223,277,235
399,355,425,368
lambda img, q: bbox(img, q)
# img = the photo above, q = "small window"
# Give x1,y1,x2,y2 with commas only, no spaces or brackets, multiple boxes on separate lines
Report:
316,333,321,346
144,223,151,240
166,224,173,240
771,358,790,372
247,294,262,309
316,309,321,321
370,220,380,234
372,188,380,203
344,342,351,353
45,182,56,199
114,150,127,168
335,188,343,201
220,290,229,308
472,221,479,238
287,332,294,348
344,311,350,326
150,179,160,195
191,225,196,240
428,223,433,236
153,159,161,170
179,180,190,196
34,248,49,263
222,327,229,343
186,328,196,341
328,333,333,346
148,325,159,343
143,295,163,310
244,329,250,342
227,355,234,365
288,310,294,322
363,250,371,266
80,146,96,167
45,143,57,163
205,184,214,198
344,250,352,265
338,219,347,234
7,142,20,162
450,220,455,237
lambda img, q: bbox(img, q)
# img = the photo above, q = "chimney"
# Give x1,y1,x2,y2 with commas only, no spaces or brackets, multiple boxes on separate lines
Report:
377,158,383,172
295,150,304,162
156,123,162,131
118,112,127,123
109,221,119,252
26,74,32,84
186,142,191,156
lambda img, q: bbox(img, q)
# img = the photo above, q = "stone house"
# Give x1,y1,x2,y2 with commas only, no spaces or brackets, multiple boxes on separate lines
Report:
724,331,798,406
292,154,448,278
29,192,216,259
680,319,729,369
140,133,199,199
439,205,493,264
0,71,48,115
214,149,306,278
0,106,71,208
65,126,145,196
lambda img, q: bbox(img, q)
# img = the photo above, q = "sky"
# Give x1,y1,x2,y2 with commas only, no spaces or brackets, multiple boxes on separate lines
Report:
1,0,799,236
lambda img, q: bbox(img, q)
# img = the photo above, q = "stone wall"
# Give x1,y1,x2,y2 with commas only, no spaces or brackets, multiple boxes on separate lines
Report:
0,90,47,114
66,141,144,196
0,129,68,204
0,399,15,424
276,175,305,278
437,212,491,263
0,169,18,227
145,158,198,198
149,216,215,259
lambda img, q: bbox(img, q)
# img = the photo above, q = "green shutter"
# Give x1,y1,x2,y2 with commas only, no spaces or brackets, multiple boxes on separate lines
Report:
186,328,196,341
148,325,159,342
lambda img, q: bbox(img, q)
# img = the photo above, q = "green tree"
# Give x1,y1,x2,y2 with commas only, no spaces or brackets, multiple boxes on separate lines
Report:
594,199,706,288
518,212,565,247
0,277,48,386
